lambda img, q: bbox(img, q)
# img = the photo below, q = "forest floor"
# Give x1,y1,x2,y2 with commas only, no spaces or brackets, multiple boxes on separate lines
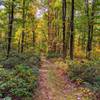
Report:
34,56,92,100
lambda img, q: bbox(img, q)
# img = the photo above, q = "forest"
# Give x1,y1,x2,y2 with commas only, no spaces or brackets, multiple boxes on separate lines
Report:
0,0,100,100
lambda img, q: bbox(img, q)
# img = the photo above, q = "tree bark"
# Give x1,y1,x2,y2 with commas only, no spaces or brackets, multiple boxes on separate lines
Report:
85,0,96,59
7,0,14,57
62,0,67,59
21,0,25,53
48,0,52,52
70,0,74,60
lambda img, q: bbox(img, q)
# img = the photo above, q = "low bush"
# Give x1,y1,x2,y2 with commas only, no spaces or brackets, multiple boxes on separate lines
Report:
1,57,21,69
47,51,62,58
67,59,100,98
0,53,40,69
0,64,39,99
26,56,40,67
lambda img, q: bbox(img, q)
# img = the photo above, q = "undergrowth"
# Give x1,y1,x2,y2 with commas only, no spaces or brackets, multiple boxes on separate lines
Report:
67,58,100,99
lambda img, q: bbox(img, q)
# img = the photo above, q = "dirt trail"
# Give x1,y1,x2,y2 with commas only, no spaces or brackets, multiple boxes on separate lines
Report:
34,57,92,100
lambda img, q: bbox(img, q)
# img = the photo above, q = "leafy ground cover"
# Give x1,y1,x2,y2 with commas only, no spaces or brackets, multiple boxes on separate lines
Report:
67,58,100,99
0,53,40,100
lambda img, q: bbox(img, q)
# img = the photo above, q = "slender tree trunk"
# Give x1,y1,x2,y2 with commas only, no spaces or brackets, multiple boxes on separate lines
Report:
31,18,35,47
48,0,52,52
70,0,74,60
62,0,67,59
85,0,91,58
89,0,96,56
66,17,70,56
21,0,25,53
18,38,20,53
7,0,14,57
85,0,96,59
82,32,86,50
32,31,35,46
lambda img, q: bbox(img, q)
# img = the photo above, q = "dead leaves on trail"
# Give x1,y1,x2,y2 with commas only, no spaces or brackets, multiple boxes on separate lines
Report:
35,57,93,100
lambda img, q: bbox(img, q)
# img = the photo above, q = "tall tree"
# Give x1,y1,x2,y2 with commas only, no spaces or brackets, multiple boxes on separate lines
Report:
62,0,67,59
48,0,53,52
85,0,96,59
7,0,14,57
21,0,25,53
89,0,96,58
70,0,74,60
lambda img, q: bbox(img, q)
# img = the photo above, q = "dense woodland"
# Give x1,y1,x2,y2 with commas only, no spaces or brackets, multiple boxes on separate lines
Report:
0,0,100,100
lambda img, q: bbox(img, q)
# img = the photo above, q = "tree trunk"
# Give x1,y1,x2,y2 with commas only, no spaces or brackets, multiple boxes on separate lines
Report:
18,36,21,53
85,0,96,59
89,0,96,57
70,0,74,60
21,0,25,53
32,31,35,47
62,0,67,59
48,0,52,52
7,0,14,57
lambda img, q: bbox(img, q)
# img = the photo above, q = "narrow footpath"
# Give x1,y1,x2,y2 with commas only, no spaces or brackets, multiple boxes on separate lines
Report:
34,56,93,100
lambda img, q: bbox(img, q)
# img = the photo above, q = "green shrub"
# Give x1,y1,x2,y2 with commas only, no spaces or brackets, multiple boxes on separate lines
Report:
3,96,12,100
1,57,21,69
0,53,40,69
67,59,100,93
0,64,39,99
47,51,62,58
26,56,40,67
